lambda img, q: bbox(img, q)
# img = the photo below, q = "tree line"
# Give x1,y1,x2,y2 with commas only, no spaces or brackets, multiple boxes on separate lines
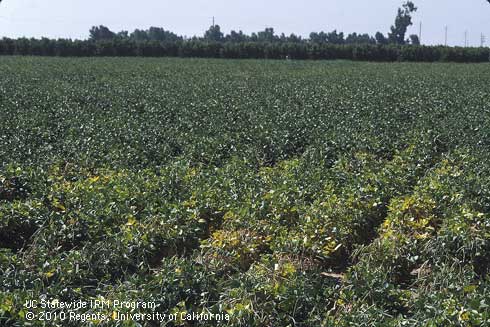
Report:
84,2,419,46
0,1,489,62
1,38,488,62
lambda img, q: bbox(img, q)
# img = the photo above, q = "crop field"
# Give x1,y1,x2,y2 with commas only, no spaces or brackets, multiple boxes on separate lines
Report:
1,57,490,326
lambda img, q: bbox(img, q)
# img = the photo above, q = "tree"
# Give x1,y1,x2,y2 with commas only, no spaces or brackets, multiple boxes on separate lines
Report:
130,29,149,42
409,34,420,45
388,1,417,45
226,30,248,43
310,32,328,43
309,30,345,44
89,25,116,41
116,31,129,40
326,30,345,44
346,33,376,44
148,27,167,41
282,33,302,43
375,32,388,45
204,25,224,42
257,28,277,42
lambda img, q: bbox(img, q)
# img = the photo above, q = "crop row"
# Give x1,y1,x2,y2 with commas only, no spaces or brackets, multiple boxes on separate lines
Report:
1,57,489,326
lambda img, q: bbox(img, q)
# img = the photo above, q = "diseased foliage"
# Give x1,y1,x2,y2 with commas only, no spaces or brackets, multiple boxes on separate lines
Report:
1,58,490,326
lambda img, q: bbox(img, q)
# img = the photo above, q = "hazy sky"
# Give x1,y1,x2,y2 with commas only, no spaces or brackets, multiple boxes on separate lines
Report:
0,0,489,46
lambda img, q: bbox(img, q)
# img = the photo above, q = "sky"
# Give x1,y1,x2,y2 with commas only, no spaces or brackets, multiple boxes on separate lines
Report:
0,0,489,46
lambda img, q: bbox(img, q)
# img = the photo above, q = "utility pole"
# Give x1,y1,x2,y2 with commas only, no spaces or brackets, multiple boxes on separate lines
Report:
419,22,422,44
444,26,448,46
212,17,215,27
464,30,468,47
481,33,486,47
